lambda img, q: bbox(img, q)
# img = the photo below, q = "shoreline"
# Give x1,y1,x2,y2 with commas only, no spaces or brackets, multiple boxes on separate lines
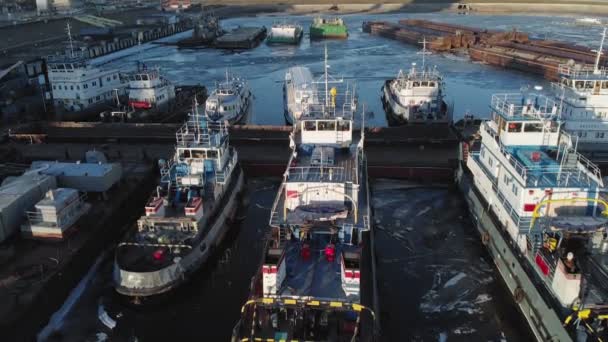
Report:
206,2,608,18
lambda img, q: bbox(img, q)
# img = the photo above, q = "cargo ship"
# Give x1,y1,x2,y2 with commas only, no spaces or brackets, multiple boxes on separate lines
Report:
457,91,608,341
267,23,303,44
551,29,608,158
310,16,348,39
204,71,252,123
232,47,378,341
283,66,318,125
381,40,451,125
113,103,244,297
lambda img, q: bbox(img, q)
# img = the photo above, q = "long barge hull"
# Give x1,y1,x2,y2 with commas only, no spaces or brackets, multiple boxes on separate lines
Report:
456,162,572,341
364,19,606,81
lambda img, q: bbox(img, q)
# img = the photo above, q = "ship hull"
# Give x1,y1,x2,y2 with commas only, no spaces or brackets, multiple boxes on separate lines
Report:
114,166,245,297
456,162,572,342
208,93,251,125
310,25,348,39
267,29,303,44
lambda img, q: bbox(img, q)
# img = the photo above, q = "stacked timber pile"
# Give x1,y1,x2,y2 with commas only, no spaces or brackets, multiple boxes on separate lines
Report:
364,19,606,81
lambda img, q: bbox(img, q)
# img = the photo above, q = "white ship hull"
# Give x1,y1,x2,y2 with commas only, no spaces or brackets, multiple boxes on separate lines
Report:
456,163,572,342
382,80,450,124
114,168,244,297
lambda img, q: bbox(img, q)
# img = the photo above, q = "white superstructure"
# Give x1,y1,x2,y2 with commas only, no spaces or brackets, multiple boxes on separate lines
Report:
553,28,608,151
48,24,125,113
205,71,252,123
462,91,608,341
283,66,318,124
126,63,175,111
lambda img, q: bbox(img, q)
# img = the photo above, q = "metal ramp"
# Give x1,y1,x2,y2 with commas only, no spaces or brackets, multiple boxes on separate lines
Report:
74,15,123,28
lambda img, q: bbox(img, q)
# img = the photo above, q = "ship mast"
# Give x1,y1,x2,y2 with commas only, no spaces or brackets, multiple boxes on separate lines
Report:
594,27,607,75
418,36,431,71
324,44,329,108
66,22,74,58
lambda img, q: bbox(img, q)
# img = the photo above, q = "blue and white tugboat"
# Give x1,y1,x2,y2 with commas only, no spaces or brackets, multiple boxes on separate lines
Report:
457,91,608,341
232,49,378,341
204,71,252,124
113,101,244,297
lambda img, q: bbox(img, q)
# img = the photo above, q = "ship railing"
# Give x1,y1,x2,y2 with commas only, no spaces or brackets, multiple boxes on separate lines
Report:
269,182,287,227
398,68,443,81
25,193,88,225
286,166,347,182
175,119,228,147
491,183,533,233
558,64,608,78
490,93,560,119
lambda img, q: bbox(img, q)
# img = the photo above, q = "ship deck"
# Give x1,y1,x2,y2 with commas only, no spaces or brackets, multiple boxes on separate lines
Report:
287,144,357,183
279,230,360,301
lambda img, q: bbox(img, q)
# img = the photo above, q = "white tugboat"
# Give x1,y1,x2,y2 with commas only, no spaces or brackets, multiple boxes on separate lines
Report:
232,47,377,341
204,71,252,123
552,28,608,157
382,40,451,125
48,23,125,116
457,90,608,341
283,66,318,125
113,102,244,297
126,62,176,113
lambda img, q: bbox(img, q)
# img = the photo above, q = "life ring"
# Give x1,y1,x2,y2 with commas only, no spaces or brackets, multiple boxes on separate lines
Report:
481,231,490,245
513,286,525,303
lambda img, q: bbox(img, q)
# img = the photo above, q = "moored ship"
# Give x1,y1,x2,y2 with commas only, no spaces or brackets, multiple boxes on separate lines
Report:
267,23,303,44
551,29,608,158
232,48,378,341
126,62,176,113
177,12,223,48
113,103,244,297
283,66,318,125
457,91,608,341
205,71,252,124
310,16,348,39
382,42,451,125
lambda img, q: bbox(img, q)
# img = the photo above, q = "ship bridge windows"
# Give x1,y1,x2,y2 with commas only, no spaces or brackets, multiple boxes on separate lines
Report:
523,122,543,132
304,121,317,131
191,149,206,159
318,121,336,131
602,81,608,89
507,122,522,132
585,81,594,89
575,81,585,90
337,120,350,131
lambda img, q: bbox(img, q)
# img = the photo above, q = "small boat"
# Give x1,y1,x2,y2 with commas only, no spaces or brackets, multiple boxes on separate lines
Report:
283,66,318,125
267,22,303,44
382,40,451,125
574,17,603,26
113,103,244,297
205,71,252,123
126,62,176,112
310,16,348,39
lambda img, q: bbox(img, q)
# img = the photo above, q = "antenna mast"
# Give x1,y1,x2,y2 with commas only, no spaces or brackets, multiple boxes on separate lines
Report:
324,44,329,108
594,27,607,75
418,36,431,71
66,22,74,58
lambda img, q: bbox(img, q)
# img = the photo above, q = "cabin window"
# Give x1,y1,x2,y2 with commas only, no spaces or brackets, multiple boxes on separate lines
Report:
135,75,141,81
84,84,88,89
602,81,608,89
503,174,510,185
207,150,218,159
413,81,420,87
142,75,149,81
113,75,117,80
488,157,493,167
523,123,543,132
106,77,111,82
304,121,317,131
429,82,435,87
223,106,228,111
92,81,97,86
318,121,335,131
421,81,428,87
575,81,584,89
511,183,519,196
507,122,522,132
585,81,594,89
70,85,74,90
597,132,605,139
53,85,56,90
337,121,350,131
480,146,485,158
191,150,205,159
